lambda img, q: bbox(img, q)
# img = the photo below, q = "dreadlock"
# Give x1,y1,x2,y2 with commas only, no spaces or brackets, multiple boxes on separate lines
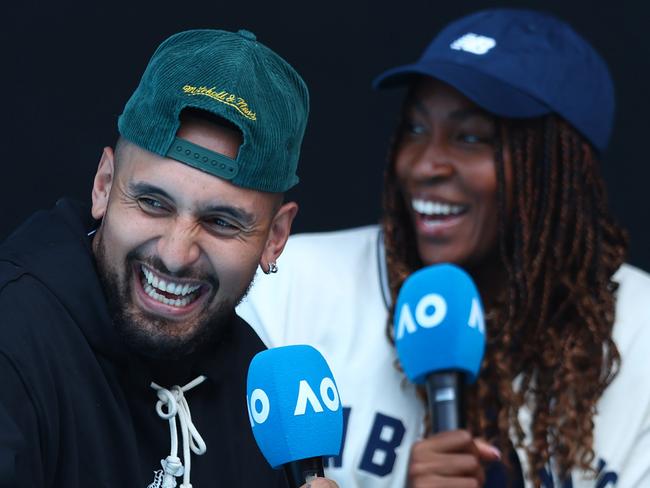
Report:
382,113,627,486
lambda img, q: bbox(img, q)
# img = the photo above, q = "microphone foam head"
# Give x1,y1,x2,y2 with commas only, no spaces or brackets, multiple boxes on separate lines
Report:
394,263,486,384
246,344,343,468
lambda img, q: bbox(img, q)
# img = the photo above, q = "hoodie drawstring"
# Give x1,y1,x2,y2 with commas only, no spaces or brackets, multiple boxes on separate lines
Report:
151,375,208,488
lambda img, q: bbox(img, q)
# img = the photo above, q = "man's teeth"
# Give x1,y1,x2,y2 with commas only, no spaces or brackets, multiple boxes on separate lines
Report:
143,283,194,307
140,266,202,307
412,198,464,216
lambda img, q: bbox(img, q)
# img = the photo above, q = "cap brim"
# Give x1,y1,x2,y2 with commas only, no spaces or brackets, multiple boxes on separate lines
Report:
373,60,550,119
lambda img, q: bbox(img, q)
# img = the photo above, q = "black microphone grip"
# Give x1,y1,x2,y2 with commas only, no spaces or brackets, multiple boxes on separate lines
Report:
283,456,325,488
425,371,465,433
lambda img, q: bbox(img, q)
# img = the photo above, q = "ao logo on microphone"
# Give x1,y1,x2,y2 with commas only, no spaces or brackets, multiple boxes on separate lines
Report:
246,344,344,468
394,264,486,384
396,294,484,340
248,376,340,426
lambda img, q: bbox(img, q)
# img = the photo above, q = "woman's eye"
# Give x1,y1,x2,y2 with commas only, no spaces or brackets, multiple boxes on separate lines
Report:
460,133,481,143
458,132,494,145
403,120,427,136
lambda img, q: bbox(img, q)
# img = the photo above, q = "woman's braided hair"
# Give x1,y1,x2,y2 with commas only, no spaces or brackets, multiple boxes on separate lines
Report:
382,111,627,485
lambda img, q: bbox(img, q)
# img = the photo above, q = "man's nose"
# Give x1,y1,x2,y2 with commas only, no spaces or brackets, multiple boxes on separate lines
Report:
156,218,201,273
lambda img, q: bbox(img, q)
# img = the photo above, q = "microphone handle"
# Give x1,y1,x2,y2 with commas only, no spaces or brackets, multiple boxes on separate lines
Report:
425,371,465,433
283,456,325,488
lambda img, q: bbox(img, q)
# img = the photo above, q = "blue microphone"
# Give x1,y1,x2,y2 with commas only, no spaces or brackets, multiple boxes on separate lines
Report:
394,263,486,432
246,345,343,487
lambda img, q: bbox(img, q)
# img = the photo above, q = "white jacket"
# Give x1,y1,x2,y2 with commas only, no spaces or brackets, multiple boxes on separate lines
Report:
238,225,650,487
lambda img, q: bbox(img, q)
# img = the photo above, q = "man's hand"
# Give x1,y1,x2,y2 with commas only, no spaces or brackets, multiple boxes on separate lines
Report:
299,477,339,488
408,430,501,487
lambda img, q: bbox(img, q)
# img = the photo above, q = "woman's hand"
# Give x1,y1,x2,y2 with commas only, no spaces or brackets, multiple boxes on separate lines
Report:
408,430,501,487
299,477,339,488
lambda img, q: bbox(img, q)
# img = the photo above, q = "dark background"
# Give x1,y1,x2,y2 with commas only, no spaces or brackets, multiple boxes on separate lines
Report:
2,1,648,271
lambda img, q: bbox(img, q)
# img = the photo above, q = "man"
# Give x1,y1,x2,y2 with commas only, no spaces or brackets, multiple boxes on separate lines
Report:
0,29,335,488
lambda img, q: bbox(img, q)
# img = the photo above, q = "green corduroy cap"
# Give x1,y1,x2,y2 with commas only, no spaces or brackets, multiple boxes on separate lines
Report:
118,29,309,193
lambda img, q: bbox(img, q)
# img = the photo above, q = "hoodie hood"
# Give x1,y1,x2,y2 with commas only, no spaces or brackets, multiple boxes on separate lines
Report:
0,198,240,384
0,198,129,363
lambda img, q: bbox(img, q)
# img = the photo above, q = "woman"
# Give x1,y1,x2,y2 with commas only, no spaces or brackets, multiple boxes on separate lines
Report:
238,9,650,487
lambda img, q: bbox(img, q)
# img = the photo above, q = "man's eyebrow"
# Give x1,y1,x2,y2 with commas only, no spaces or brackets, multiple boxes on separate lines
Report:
199,204,256,225
128,181,174,200
128,181,256,225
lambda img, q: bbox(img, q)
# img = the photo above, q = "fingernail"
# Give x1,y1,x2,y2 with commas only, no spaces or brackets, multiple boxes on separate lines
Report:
490,446,502,460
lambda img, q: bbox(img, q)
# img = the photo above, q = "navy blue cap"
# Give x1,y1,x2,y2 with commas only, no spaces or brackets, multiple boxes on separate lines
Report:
373,9,615,152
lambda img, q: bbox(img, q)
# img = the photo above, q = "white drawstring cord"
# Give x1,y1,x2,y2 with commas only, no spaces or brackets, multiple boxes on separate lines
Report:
151,375,208,488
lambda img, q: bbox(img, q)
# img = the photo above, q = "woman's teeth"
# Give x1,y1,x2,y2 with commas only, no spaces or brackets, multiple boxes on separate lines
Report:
140,265,202,308
412,198,465,217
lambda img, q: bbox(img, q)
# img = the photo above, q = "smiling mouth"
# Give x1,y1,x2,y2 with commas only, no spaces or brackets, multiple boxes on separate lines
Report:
412,198,468,222
139,265,205,308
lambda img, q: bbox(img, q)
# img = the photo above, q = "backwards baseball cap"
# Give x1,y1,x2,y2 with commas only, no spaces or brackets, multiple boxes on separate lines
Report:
373,9,614,152
118,29,309,192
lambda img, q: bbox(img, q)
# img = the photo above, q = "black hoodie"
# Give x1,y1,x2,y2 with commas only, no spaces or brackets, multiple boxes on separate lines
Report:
0,199,287,487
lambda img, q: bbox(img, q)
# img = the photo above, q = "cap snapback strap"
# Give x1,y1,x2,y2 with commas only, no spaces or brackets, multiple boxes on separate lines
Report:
166,137,240,180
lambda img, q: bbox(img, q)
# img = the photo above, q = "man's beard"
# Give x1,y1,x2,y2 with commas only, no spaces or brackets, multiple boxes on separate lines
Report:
94,235,252,360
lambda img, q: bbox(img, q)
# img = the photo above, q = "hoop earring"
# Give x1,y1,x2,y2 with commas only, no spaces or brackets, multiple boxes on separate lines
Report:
268,262,278,274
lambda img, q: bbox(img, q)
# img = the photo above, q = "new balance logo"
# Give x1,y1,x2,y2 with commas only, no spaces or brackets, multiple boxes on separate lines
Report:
450,33,496,55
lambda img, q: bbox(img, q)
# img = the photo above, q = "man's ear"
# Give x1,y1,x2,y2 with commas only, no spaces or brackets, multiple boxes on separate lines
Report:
91,147,116,220
260,201,298,273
